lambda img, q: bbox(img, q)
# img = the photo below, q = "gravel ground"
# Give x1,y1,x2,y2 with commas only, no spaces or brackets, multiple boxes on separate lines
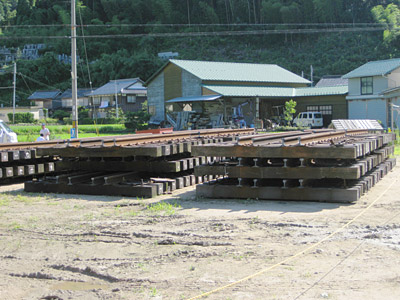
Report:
1,159,400,300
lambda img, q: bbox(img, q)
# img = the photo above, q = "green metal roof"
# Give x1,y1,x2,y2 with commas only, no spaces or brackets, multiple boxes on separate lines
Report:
342,58,400,79
295,86,348,96
170,59,310,84
203,85,347,98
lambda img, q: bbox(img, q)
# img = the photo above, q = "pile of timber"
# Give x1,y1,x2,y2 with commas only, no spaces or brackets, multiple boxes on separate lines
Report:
192,130,396,203
24,128,254,197
0,147,57,184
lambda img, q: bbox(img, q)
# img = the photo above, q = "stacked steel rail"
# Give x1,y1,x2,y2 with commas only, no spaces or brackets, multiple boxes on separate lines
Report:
24,128,255,197
0,146,57,183
193,130,396,203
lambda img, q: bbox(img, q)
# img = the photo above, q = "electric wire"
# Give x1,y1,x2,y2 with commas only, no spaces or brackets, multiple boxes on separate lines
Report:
0,26,389,40
0,22,390,28
19,73,32,94
18,73,60,91
78,5,93,91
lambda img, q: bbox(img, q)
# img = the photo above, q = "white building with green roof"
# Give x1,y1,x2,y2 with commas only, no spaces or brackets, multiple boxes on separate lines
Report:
343,58,400,129
146,59,348,128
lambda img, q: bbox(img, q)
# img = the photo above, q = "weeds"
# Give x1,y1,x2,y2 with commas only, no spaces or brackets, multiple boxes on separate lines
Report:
9,222,22,231
150,287,158,297
145,201,181,216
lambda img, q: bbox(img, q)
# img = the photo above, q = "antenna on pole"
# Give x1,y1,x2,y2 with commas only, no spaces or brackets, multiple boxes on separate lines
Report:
71,0,79,138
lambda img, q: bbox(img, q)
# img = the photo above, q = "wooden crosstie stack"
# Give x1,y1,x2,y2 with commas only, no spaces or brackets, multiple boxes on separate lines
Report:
193,130,396,203
24,128,255,197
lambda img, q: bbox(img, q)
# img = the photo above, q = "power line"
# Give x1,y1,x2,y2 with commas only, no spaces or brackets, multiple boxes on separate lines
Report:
0,22,389,28
18,72,60,90
0,26,389,40
78,5,93,91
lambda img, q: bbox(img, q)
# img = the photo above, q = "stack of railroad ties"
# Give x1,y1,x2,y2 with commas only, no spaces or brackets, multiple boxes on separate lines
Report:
193,129,396,203
24,128,254,197
0,143,57,184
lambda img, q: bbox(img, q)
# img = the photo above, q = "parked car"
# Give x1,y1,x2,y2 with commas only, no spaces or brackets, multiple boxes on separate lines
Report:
293,112,323,128
0,120,18,143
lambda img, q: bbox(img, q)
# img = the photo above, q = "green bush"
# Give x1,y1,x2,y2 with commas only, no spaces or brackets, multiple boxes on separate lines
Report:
36,118,59,124
52,110,70,121
7,112,34,124
124,111,150,130
63,117,125,125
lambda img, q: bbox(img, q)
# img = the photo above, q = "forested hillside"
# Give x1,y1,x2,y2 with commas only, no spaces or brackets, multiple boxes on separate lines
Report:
0,0,399,106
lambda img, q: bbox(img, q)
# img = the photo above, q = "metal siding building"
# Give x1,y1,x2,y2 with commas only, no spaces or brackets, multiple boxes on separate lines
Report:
146,59,347,127
343,58,400,128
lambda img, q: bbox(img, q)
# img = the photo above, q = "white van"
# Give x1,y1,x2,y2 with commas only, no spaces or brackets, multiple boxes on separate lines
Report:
0,120,18,143
293,112,323,128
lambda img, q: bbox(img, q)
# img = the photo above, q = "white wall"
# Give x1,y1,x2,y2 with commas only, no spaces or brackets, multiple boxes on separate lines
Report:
388,67,400,89
347,76,388,96
0,106,41,122
348,99,388,127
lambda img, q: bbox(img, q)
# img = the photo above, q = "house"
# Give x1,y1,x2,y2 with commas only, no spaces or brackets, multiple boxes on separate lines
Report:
315,75,348,88
55,88,93,110
146,59,348,128
28,90,62,110
86,78,147,118
342,58,400,129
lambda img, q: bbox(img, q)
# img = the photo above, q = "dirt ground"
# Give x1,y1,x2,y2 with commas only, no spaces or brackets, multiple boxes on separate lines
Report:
1,161,400,300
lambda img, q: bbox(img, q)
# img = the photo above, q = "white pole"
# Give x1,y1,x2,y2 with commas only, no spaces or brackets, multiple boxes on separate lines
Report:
391,100,394,131
12,62,16,124
71,0,78,138
114,80,119,119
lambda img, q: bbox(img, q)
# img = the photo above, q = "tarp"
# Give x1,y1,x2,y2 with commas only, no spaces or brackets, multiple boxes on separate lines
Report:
99,101,109,108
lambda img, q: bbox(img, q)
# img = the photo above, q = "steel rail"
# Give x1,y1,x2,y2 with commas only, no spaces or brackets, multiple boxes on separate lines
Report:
237,131,305,145
282,129,369,146
0,128,254,150
64,128,254,148
238,129,341,145
250,129,369,146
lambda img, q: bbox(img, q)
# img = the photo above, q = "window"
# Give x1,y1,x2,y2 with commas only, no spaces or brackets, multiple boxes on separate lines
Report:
127,95,136,103
361,77,373,95
307,106,319,112
314,113,322,118
307,105,332,115
93,97,101,105
148,105,156,115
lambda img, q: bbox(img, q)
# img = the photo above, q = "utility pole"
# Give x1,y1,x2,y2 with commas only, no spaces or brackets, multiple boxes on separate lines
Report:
71,0,78,138
12,62,16,124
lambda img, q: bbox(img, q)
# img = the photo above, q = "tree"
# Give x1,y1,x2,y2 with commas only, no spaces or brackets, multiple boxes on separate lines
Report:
372,4,400,44
284,99,296,125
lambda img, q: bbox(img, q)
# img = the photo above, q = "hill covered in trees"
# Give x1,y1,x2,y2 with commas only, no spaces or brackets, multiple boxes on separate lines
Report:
0,0,399,106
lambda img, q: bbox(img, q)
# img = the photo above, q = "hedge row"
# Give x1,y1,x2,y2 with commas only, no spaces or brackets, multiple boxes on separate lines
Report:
10,124,127,135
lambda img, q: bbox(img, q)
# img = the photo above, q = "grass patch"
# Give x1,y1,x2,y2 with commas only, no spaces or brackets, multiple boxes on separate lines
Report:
11,124,132,142
9,222,22,231
0,196,10,207
145,201,181,216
